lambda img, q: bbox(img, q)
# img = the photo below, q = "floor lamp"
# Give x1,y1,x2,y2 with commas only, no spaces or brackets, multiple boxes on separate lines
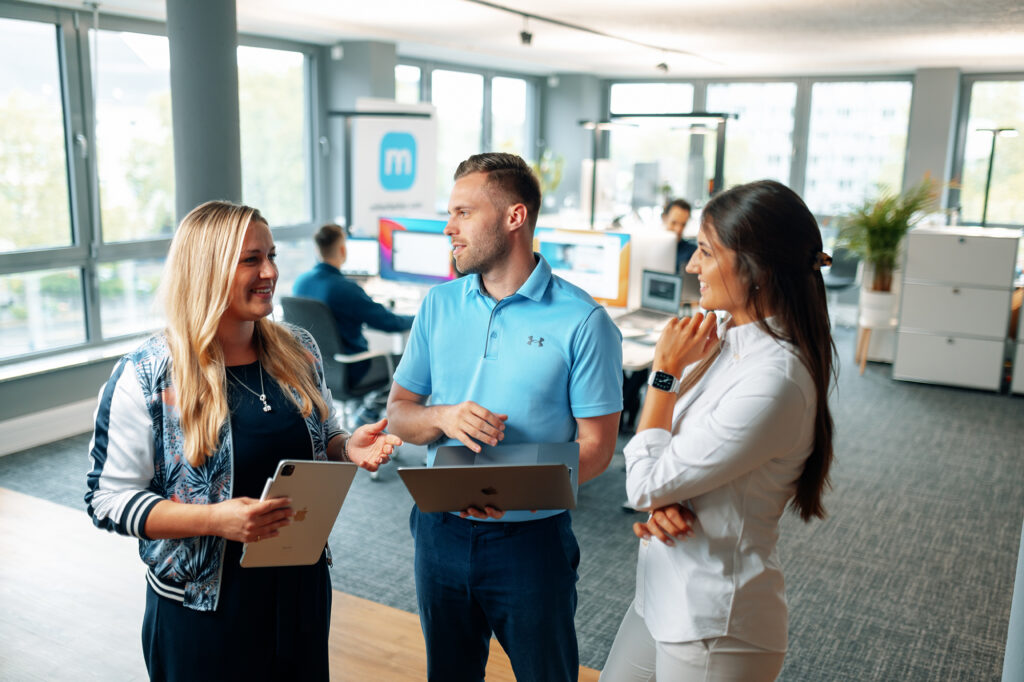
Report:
976,127,1018,226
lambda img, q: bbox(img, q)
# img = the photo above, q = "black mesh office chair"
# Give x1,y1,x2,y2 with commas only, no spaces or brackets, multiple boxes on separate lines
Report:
281,295,395,435
822,247,860,326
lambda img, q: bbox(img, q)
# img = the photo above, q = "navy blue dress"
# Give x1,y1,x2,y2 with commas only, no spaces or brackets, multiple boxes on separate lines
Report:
141,362,332,681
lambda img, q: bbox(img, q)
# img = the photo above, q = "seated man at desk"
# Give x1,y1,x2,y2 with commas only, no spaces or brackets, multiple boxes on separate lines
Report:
293,224,414,396
664,197,695,274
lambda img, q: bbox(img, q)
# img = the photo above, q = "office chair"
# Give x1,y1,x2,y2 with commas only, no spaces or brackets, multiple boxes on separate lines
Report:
281,296,397,477
822,247,860,327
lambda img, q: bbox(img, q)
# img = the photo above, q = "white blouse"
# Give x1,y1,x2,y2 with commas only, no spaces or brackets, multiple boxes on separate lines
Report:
623,317,817,652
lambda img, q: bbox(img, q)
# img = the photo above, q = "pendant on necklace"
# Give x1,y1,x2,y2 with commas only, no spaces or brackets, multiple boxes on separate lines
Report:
259,394,272,412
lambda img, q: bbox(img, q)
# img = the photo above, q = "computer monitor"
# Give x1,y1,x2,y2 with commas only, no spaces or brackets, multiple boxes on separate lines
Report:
340,237,380,277
379,217,456,285
640,270,682,315
534,228,630,307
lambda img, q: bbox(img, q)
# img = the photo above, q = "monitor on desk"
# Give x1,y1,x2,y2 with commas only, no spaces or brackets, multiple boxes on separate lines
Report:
534,228,630,307
640,270,683,315
379,217,456,285
340,237,380,277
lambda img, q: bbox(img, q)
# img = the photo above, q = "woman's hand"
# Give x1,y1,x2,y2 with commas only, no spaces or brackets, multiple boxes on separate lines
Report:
208,496,294,543
347,418,403,471
633,503,696,547
653,312,719,378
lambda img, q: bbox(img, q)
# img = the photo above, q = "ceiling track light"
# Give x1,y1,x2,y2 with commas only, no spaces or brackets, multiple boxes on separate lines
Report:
463,0,713,64
520,15,532,45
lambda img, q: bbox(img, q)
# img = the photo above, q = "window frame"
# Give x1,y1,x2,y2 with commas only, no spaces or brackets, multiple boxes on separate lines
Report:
0,3,322,368
948,71,1024,228
602,74,916,218
397,57,542,160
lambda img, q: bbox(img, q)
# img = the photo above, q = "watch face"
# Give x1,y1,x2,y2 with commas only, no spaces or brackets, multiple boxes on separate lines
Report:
652,371,676,391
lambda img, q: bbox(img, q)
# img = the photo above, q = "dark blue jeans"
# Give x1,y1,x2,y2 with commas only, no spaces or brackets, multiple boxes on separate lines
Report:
410,506,581,682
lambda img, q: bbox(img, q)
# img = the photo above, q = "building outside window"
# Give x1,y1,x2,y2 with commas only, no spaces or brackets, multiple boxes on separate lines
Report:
803,80,913,215
705,82,797,187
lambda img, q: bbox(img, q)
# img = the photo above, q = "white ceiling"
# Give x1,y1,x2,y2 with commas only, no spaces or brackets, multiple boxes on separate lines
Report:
37,0,1024,77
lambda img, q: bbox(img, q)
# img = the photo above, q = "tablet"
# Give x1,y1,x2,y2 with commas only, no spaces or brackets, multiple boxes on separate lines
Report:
398,463,576,513
239,460,358,568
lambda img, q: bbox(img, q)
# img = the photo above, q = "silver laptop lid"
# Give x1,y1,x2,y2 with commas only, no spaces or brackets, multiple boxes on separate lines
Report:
640,270,683,315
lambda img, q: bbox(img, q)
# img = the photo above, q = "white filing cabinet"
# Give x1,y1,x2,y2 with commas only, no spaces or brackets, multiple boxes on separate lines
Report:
1013,301,1024,396
892,225,1020,391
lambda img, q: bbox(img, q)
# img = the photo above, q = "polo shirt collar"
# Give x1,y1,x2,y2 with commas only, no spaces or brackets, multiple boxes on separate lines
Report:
315,262,341,275
464,253,552,302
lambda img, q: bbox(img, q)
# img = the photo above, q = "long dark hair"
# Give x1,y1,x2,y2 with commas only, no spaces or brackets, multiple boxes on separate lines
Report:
702,180,836,521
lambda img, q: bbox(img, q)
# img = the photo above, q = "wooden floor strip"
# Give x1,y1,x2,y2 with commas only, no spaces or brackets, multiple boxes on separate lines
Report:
0,487,599,681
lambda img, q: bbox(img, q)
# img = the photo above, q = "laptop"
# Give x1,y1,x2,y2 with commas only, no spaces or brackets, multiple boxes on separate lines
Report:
616,269,683,330
240,460,358,568
397,442,579,513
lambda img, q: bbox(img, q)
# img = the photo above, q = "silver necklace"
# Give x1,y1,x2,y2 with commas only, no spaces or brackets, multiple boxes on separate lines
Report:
226,361,272,413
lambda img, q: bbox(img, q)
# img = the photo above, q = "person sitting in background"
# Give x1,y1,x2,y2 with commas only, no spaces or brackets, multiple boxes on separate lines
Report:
293,224,414,395
663,198,696,274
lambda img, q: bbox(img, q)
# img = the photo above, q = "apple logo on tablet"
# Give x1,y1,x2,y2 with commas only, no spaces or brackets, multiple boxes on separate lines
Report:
481,487,497,496
294,508,308,522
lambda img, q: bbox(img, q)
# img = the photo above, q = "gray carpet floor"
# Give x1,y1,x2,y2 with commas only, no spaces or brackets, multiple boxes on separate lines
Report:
2,325,1021,680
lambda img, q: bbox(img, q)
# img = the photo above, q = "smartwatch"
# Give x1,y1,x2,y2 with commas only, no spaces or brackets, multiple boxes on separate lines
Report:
647,370,681,393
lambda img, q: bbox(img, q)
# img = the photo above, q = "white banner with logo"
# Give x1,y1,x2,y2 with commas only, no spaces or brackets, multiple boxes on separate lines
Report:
350,99,437,237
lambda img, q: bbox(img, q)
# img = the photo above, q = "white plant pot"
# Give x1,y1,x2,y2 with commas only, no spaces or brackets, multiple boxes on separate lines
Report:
858,290,897,328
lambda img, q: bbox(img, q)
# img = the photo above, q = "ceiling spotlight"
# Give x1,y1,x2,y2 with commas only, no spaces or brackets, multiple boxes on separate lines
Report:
656,62,669,73
520,15,532,46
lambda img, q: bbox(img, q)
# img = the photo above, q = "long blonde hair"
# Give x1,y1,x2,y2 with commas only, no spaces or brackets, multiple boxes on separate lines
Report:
160,201,328,467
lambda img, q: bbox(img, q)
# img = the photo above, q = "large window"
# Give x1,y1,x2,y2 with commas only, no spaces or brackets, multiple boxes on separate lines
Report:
0,17,73,254
957,79,1024,226
93,30,175,242
804,80,913,215
491,76,531,157
431,69,484,209
0,8,319,366
607,83,696,216
238,45,310,227
402,62,540,210
705,82,797,187
395,64,421,105
610,83,693,114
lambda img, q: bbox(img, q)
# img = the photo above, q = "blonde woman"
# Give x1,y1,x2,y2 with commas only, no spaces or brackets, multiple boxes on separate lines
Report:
86,201,400,680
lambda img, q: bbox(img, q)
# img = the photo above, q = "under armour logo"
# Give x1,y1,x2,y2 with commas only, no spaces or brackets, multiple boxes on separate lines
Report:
527,336,544,347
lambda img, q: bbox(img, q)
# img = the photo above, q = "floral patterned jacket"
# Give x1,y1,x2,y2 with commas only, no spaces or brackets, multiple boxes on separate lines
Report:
85,325,345,611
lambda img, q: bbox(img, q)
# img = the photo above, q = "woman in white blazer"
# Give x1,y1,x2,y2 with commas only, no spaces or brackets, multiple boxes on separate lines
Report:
602,180,836,681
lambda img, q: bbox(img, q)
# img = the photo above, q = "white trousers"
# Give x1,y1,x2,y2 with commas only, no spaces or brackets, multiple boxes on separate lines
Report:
600,601,786,682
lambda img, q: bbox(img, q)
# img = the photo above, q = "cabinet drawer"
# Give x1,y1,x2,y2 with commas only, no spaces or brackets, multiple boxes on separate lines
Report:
893,332,1004,391
1013,344,1024,396
904,232,1017,287
899,283,1011,337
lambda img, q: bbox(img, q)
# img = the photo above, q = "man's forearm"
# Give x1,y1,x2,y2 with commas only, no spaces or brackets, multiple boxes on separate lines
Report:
386,400,446,445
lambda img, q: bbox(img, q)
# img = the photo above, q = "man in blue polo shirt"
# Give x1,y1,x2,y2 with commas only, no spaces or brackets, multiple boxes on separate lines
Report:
386,153,622,681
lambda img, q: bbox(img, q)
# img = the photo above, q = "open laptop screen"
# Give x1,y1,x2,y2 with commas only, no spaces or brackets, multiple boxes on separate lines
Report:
641,270,682,314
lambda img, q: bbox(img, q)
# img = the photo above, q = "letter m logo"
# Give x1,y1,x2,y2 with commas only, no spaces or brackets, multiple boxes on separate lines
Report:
379,132,417,191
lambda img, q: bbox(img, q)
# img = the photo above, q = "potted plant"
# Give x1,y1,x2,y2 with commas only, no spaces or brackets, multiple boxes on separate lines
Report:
838,176,939,292
838,177,940,365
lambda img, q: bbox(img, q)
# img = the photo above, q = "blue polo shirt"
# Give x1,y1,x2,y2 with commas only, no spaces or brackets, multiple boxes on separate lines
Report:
394,255,623,521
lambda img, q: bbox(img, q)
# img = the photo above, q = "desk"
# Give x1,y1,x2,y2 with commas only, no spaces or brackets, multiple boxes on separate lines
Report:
358,276,430,356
